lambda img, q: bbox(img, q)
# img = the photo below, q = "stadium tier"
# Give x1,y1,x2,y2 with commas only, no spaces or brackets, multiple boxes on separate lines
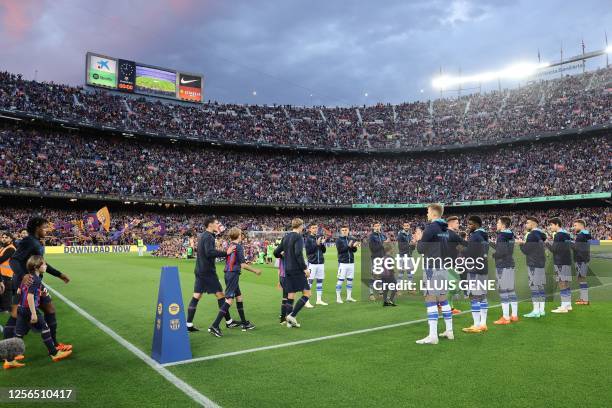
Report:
1,67,611,151
0,124,609,207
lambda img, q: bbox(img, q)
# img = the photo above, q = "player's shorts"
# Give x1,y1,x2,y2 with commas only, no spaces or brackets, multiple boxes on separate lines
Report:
15,308,48,337
224,272,242,298
496,267,516,291
337,263,355,280
194,274,223,294
527,267,546,288
422,269,448,296
308,263,325,280
284,274,309,293
575,262,589,278
554,265,572,282
467,272,489,296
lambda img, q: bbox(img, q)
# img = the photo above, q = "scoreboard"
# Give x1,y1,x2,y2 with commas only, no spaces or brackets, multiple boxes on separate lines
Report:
86,52,204,103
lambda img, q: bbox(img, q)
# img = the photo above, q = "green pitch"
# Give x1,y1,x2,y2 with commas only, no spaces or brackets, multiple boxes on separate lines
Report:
2,249,611,407
135,76,176,93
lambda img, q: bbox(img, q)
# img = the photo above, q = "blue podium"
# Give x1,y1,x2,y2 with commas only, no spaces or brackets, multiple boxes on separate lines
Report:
151,266,192,364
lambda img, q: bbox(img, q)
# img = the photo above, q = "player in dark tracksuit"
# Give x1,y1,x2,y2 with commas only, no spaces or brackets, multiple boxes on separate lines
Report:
546,218,574,313
490,216,518,323
397,223,415,285
461,216,490,333
273,218,310,328
3,217,71,353
186,217,238,332
414,204,453,344
208,228,261,337
304,224,327,305
572,219,592,305
368,222,387,299
518,217,548,318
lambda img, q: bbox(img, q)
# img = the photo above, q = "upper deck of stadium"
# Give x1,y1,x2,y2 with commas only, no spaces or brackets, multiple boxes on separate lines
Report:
1,66,610,153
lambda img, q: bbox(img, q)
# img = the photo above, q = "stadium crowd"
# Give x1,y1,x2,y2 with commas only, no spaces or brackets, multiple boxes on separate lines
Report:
1,66,610,150
0,125,609,205
1,207,609,252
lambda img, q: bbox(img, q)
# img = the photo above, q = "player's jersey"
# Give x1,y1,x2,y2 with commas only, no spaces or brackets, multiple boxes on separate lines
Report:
463,228,489,275
278,257,286,278
19,274,43,309
493,230,515,269
224,243,245,274
520,228,547,268
416,219,450,264
305,234,326,264
336,236,357,264
573,229,591,263
397,230,413,256
549,229,572,266
368,232,387,258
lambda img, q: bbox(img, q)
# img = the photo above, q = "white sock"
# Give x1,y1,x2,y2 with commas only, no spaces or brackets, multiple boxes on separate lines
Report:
472,311,481,327
347,289,352,299
317,292,322,302
427,304,438,338
511,302,518,317
441,303,453,332
186,322,193,327
428,320,437,338
532,301,539,313
501,303,510,319
539,301,546,312
480,309,487,326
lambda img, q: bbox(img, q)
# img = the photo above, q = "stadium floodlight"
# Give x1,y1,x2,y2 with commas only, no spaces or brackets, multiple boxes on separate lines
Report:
432,61,550,89
606,45,612,53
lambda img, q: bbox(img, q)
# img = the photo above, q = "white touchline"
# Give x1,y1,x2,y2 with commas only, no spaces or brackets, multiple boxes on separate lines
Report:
45,284,220,408
162,281,612,368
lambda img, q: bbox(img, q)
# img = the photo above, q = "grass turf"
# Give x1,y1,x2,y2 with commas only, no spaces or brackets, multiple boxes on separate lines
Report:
2,249,611,407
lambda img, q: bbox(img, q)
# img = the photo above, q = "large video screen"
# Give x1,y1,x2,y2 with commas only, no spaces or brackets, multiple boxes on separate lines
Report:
86,52,204,103
135,65,177,98
87,54,117,88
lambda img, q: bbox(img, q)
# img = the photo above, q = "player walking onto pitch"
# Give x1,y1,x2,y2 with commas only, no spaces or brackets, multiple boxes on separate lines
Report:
186,217,239,332
5,256,71,369
273,218,311,328
335,226,358,303
208,228,261,337
3,217,72,354
461,216,490,334
572,219,591,305
517,217,547,318
413,204,454,345
491,217,519,324
546,218,573,314
305,224,328,306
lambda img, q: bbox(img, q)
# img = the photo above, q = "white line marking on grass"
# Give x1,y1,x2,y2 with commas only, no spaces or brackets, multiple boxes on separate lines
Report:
163,282,612,368
46,285,220,408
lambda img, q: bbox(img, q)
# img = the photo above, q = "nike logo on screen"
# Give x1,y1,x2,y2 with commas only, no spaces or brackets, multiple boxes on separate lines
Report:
181,78,198,84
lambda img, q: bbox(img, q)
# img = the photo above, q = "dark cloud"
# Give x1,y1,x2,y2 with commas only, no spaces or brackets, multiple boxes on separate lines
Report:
0,0,610,105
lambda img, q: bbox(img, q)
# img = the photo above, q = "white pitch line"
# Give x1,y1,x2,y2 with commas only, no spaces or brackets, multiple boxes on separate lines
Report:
163,281,612,368
45,285,220,408
162,305,482,368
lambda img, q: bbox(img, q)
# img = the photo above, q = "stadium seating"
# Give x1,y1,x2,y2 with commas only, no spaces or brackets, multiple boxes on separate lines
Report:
1,67,610,150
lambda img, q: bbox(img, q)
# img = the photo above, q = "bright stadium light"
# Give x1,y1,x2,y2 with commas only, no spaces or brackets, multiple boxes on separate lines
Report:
606,45,612,53
432,61,550,89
